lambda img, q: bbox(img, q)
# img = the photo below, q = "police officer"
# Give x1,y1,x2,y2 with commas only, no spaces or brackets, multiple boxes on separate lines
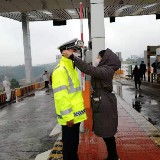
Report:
52,38,87,160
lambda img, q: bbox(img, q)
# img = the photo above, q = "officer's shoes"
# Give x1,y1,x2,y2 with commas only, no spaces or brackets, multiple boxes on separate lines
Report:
104,156,120,160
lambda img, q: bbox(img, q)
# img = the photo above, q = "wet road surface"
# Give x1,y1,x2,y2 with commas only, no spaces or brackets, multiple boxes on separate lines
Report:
0,90,58,160
114,79,160,131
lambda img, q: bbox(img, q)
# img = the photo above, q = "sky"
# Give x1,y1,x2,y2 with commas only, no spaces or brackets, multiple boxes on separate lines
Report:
0,14,160,66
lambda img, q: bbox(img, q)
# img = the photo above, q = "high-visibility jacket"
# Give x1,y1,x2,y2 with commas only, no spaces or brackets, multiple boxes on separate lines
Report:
52,57,87,125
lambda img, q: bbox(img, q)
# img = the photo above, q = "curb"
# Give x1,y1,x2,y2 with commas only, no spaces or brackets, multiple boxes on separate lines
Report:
47,133,63,160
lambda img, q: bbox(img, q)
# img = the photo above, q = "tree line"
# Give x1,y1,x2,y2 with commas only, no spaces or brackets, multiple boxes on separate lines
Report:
0,62,57,83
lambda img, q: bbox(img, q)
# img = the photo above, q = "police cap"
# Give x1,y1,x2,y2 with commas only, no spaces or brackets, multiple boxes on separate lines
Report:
58,38,81,52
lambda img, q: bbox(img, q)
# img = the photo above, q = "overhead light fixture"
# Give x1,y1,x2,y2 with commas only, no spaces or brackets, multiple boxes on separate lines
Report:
119,5,133,10
39,10,52,15
119,0,124,5
67,9,77,15
143,3,157,9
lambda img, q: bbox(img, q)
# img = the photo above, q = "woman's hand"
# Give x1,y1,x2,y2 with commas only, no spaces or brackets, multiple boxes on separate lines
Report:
62,50,73,58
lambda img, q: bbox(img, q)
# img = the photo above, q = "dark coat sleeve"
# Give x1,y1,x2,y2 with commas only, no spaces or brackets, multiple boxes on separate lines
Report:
72,56,114,80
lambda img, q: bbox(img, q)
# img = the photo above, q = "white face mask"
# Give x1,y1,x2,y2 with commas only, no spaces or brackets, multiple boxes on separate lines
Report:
73,52,79,57
95,59,100,67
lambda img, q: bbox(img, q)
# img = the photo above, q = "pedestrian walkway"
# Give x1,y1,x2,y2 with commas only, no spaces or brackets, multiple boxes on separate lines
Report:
78,96,160,160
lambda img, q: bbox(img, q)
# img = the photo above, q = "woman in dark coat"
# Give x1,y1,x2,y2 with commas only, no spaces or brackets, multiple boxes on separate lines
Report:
62,48,121,160
132,65,141,90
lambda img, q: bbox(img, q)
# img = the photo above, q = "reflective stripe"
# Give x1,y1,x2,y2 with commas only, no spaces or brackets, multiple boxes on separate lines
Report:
68,87,81,94
53,85,68,94
63,66,81,94
57,115,63,119
54,65,60,71
57,109,86,119
61,108,72,116
74,109,86,117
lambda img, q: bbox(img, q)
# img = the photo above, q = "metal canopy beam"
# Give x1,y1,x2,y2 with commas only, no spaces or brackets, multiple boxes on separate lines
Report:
0,0,160,22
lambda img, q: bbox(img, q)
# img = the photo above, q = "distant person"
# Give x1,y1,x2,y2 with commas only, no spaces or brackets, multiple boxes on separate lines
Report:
3,76,11,102
132,65,141,90
140,61,146,81
152,60,157,74
43,71,49,88
49,73,52,86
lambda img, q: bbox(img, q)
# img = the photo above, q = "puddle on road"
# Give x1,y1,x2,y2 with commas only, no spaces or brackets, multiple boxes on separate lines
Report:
113,83,160,130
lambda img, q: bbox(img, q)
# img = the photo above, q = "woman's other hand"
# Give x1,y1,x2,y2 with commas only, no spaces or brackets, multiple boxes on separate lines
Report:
62,50,73,58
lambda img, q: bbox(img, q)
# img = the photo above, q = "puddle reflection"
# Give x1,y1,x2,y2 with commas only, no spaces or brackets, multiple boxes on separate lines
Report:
132,91,142,113
114,82,160,130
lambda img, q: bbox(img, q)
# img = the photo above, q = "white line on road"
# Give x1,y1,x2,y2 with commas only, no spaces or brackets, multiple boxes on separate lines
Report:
49,123,62,136
35,150,51,160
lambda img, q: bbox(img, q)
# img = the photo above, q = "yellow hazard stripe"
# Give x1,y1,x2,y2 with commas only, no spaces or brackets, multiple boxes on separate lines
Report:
48,154,63,158
47,133,63,160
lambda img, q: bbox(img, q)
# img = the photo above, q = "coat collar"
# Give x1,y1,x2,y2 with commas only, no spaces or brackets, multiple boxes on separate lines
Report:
60,56,73,68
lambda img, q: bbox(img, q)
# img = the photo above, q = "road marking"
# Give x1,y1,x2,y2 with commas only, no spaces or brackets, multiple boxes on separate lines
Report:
35,150,51,160
49,123,61,136
47,133,63,160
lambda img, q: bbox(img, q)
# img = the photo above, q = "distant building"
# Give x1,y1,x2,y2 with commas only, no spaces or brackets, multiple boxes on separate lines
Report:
56,55,62,63
115,52,123,62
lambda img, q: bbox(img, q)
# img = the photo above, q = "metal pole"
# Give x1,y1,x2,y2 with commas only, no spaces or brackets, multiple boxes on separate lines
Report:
80,2,85,133
147,46,151,82
80,2,85,91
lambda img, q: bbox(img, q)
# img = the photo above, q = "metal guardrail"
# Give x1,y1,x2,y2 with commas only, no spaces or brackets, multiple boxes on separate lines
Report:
0,90,16,106
151,73,160,83
0,81,45,106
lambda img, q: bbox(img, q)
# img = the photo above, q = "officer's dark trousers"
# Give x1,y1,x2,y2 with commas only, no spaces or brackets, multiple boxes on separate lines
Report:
62,123,80,160
103,136,118,160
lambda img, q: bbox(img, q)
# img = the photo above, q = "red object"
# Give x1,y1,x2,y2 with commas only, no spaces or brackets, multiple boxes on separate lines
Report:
82,73,85,78
78,106,160,160
80,3,83,19
81,33,83,41
50,73,52,85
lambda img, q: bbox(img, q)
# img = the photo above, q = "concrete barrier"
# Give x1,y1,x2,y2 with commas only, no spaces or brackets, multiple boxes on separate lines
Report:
0,93,6,106
0,90,16,106
0,81,45,106
16,82,45,97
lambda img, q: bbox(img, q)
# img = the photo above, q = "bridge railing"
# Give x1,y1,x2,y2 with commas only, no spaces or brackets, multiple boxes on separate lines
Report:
0,81,45,106
151,73,160,83
0,90,16,107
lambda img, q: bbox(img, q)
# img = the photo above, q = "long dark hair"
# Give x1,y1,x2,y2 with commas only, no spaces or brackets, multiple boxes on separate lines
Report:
134,65,138,71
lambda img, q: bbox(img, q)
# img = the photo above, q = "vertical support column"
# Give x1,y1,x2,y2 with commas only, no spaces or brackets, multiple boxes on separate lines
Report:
147,46,151,82
91,0,105,66
22,13,33,84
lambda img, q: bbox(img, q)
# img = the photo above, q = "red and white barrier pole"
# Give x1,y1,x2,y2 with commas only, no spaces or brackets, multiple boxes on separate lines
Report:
80,2,85,91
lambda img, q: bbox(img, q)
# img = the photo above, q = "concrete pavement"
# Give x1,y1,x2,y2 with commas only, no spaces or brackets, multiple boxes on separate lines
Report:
0,90,58,160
